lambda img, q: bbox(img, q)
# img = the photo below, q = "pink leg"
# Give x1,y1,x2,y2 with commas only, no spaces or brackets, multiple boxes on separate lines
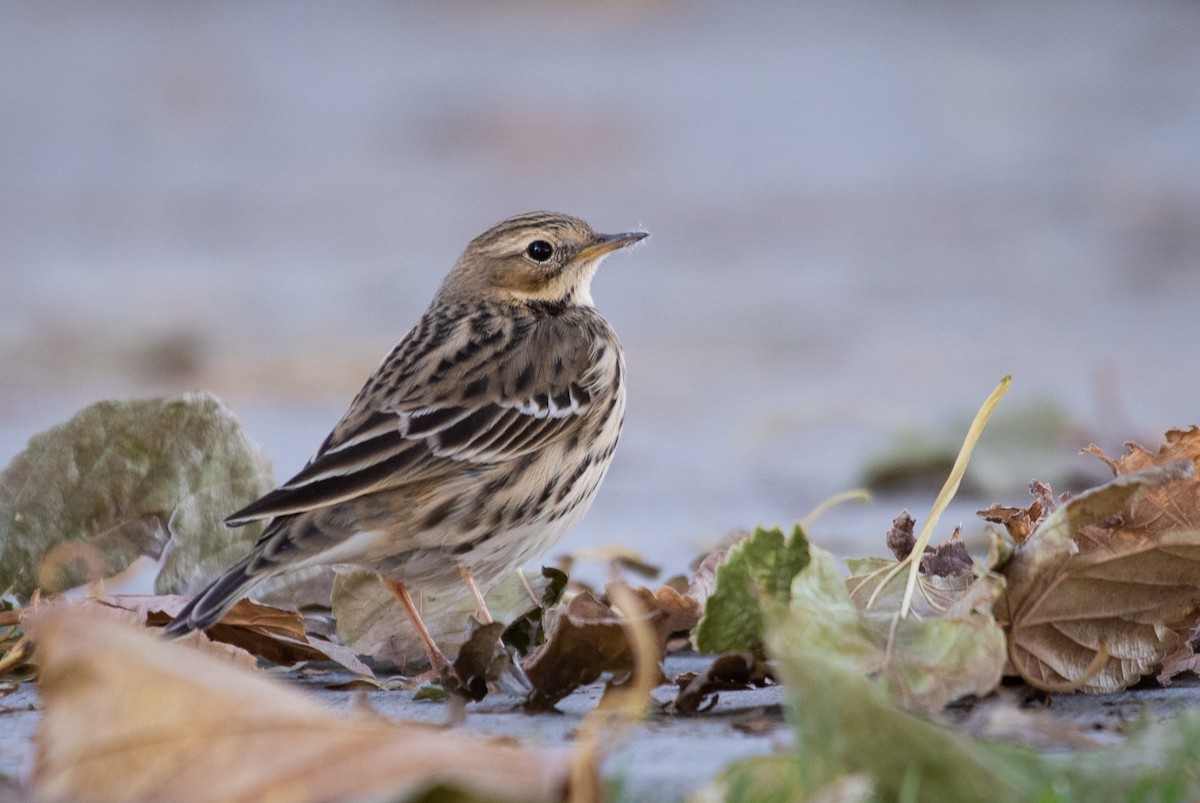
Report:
459,565,493,624
382,579,451,673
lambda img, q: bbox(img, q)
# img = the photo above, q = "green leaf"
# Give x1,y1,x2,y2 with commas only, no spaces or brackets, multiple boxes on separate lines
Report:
693,524,810,657
736,549,1200,802
781,546,1006,713
0,393,274,598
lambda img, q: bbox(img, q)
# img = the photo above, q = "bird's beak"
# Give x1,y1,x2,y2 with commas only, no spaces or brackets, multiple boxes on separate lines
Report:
578,230,649,261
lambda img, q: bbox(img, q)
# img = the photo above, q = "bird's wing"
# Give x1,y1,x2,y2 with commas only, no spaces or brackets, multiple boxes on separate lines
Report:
225,308,614,525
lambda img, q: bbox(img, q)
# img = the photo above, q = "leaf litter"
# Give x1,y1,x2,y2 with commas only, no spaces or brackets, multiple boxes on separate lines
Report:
5,392,1200,801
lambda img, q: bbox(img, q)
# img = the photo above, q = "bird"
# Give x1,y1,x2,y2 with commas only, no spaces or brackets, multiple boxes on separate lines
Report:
165,211,646,674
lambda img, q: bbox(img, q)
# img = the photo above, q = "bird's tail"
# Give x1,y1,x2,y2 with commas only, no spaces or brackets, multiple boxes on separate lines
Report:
163,551,269,638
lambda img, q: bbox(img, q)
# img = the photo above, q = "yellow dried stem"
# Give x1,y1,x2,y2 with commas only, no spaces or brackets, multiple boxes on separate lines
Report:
802,488,872,528
899,376,1011,619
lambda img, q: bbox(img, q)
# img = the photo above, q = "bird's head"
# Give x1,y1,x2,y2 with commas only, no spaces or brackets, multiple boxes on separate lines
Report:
438,212,647,310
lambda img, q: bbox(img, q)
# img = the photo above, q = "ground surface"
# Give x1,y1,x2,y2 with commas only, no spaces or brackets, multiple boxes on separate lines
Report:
3,654,1200,801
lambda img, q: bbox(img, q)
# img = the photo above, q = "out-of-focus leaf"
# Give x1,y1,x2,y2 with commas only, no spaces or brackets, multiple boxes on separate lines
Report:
608,581,702,642
997,461,1200,692
29,606,572,803
863,400,1102,496
686,545,731,609
694,757,871,803
787,545,1005,713
332,568,549,670
692,525,810,657
754,597,1200,803
0,394,274,598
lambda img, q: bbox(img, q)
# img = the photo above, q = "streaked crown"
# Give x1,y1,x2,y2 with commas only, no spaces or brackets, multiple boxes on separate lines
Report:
436,211,647,309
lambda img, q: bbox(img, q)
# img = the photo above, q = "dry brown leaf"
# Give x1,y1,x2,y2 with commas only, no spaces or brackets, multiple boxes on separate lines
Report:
608,581,702,643
979,501,1044,545
998,459,1200,692
687,545,731,606
522,591,635,712
521,582,698,711
669,652,774,715
1080,426,1200,539
100,594,374,677
29,606,571,803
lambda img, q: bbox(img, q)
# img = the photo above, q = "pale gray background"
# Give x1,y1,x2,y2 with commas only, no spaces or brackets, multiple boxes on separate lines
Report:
3,0,1200,574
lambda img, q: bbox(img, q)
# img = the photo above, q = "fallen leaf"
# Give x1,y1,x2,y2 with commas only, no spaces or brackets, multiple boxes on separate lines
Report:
761,593,1200,802
444,619,510,702
607,581,702,644
978,494,1046,545
522,591,637,712
686,545,730,608
692,525,810,657
333,568,552,670
1079,426,1200,539
29,606,571,802
882,511,973,576
501,566,568,655
787,543,1006,713
0,394,274,598
99,594,373,677
668,652,774,715
997,460,1200,692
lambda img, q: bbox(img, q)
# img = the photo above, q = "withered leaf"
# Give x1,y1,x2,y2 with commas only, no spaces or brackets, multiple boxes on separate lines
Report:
607,581,702,644
522,591,636,712
444,619,509,702
997,459,1200,693
883,511,972,576
103,594,373,677
29,606,571,803
979,501,1043,545
521,581,697,712
669,652,774,716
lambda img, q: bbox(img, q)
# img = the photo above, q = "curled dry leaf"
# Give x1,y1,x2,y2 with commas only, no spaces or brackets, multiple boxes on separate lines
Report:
444,619,510,702
997,458,1200,693
521,581,690,712
99,594,374,678
523,591,635,712
608,581,702,643
29,606,571,803
881,512,972,576
669,652,774,716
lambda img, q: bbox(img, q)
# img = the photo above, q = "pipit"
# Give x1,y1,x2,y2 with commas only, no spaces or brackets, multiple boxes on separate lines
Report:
165,212,646,673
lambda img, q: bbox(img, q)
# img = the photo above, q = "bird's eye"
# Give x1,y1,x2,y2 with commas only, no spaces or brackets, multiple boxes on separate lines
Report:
525,240,554,263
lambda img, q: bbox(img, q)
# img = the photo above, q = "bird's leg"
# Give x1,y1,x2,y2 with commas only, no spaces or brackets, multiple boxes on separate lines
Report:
382,579,451,674
459,565,493,624
460,565,532,693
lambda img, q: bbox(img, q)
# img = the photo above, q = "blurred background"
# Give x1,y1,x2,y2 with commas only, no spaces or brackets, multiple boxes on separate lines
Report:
3,0,1199,574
